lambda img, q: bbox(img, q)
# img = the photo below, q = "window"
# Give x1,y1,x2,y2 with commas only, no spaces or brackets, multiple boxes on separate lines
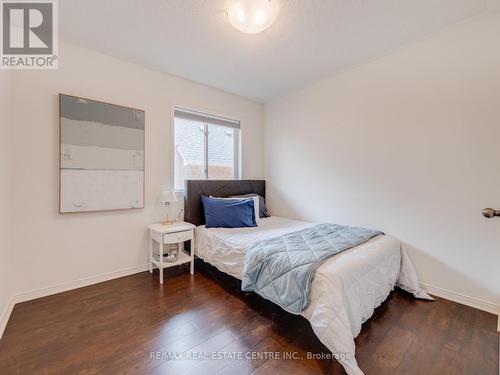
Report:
173,107,240,191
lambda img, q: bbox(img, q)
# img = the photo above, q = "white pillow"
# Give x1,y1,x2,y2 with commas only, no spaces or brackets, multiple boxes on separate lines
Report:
209,195,260,225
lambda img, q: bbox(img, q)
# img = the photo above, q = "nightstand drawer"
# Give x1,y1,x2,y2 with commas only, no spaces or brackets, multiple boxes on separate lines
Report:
163,230,192,244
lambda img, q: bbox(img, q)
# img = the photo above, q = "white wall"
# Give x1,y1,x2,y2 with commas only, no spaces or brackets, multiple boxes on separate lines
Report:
0,70,13,336
265,13,500,310
10,42,264,298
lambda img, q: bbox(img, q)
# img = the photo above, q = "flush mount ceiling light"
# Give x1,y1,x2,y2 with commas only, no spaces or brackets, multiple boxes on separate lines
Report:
227,0,279,34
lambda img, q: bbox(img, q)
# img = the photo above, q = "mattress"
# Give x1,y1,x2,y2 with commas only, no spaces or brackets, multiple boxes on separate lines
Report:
194,216,431,375
196,216,313,279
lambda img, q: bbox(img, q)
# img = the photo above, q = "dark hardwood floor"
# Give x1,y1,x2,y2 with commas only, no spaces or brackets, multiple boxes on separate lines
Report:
0,262,498,375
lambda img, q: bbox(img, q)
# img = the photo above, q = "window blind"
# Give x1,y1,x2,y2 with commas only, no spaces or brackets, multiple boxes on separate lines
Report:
174,107,240,129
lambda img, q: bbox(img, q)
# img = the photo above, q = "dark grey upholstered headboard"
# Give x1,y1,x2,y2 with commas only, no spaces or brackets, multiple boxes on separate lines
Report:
184,180,266,227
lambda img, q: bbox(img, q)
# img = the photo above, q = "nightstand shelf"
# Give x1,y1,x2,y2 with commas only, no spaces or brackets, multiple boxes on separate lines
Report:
148,222,195,284
151,250,191,269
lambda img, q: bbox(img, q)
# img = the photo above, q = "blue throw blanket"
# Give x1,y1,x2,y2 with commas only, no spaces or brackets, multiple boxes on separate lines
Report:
241,223,383,314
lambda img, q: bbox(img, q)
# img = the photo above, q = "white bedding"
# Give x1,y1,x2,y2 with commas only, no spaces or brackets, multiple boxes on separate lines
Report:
195,216,432,375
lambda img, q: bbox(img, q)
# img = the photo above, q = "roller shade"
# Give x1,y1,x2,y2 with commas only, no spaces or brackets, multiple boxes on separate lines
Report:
174,107,240,129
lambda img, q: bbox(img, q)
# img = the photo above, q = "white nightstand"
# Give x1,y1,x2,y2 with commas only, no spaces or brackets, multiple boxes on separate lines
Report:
148,222,195,284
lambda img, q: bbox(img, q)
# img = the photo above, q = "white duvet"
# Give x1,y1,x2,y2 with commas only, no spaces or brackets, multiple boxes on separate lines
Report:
195,216,432,375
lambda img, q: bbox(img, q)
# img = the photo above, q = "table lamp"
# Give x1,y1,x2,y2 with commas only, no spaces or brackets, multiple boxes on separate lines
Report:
159,190,178,225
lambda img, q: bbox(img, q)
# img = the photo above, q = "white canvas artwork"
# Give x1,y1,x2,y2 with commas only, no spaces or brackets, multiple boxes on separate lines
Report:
59,94,145,213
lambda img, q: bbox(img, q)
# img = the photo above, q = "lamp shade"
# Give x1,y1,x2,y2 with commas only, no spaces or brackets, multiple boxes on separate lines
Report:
158,190,177,204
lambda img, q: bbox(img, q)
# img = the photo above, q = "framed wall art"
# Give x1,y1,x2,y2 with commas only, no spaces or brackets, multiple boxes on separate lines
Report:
59,94,145,213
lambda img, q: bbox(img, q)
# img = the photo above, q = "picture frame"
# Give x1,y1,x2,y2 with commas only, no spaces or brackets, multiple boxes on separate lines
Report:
59,94,145,213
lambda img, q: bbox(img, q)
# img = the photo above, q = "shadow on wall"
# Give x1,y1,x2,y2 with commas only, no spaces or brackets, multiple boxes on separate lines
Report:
266,182,303,220
402,241,500,310
267,181,500,312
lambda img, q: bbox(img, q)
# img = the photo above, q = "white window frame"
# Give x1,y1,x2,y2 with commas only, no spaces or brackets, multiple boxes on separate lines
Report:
171,105,241,193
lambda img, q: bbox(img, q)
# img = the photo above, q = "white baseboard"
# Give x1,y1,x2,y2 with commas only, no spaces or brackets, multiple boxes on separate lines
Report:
421,283,500,332
14,263,149,304
0,296,15,339
421,282,500,320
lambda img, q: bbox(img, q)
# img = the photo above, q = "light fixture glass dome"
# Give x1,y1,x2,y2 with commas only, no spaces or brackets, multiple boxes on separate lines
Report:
228,0,279,34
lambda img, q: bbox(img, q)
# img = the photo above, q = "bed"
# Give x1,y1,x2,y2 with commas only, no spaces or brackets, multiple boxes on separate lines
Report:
185,180,432,375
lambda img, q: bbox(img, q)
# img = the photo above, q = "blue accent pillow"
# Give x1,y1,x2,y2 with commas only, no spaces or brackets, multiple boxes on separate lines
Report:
202,196,257,228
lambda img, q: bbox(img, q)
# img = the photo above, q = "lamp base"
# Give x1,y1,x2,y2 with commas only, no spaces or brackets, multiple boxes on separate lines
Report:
162,203,173,225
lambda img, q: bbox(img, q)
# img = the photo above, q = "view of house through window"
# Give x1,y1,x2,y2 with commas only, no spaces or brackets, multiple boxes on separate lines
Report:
173,108,239,191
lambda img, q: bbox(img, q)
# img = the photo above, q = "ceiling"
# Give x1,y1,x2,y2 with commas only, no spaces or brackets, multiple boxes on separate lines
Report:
60,0,498,102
